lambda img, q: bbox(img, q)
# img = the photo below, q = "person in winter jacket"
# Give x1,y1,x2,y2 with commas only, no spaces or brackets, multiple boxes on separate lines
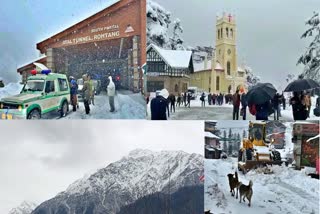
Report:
151,89,169,120
241,92,248,120
255,101,270,120
200,92,206,107
168,94,176,113
290,92,304,120
87,74,95,105
272,93,282,120
0,78,4,88
107,76,116,112
176,94,181,107
81,74,91,114
232,90,240,120
187,92,191,108
69,76,78,111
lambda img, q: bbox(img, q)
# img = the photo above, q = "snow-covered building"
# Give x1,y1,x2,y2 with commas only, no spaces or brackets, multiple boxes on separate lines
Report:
146,43,194,94
16,0,146,92
190,13,246,94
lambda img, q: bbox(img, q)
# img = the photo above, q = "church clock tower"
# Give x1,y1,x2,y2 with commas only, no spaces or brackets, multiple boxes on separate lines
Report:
211,13,239,94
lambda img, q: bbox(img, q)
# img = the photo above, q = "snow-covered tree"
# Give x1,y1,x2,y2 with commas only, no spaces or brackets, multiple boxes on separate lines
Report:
244,66,260,90
297,12,320,81
147,0,171,47
285,74,295,83
147,0,185,50
169,18,184,50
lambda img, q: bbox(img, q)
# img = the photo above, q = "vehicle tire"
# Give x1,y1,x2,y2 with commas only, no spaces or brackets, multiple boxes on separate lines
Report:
61,100,68,117
27,109,41,120
272,151,281,162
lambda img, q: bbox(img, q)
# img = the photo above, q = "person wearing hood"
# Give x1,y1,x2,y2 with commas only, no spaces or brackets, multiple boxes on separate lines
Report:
81,74,91,114
151,89,169,120
0,78,4,88
69,76,78,111
107,76,116,112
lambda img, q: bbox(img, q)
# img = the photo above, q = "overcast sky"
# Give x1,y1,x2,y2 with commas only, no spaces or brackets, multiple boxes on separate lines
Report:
155,0,319,90
0,0,118,83
0,120,204,213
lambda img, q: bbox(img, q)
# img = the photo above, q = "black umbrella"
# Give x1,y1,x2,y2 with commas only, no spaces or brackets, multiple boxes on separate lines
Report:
246,83,277,105
284,79,320,92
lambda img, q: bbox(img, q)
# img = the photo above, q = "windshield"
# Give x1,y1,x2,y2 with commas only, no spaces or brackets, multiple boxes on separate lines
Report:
22,80,45,92
249,124,264,140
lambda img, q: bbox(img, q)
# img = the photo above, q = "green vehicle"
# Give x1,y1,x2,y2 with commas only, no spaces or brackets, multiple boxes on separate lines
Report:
0,71,70,119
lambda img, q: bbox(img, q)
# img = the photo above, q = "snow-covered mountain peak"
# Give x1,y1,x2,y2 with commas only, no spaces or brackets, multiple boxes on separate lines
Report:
9,201,37,214
32,150,203,214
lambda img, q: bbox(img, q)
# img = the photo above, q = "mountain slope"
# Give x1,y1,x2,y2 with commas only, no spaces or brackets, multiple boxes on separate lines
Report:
32,149,203,214
9,201,37,214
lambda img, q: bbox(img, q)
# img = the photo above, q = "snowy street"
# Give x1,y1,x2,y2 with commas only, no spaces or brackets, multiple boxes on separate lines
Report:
64,90,146,119
0,83,146,119
204,158,319,214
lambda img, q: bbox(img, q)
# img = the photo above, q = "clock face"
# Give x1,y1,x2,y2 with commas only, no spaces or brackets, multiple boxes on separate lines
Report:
227,49,231,55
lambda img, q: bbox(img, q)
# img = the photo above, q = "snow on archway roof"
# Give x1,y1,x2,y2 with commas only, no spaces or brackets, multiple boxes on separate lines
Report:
147,44,192,69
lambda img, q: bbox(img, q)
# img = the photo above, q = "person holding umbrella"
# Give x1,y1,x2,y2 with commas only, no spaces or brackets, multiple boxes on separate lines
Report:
290,92,304,120
246,83,277,120
285,77,320,120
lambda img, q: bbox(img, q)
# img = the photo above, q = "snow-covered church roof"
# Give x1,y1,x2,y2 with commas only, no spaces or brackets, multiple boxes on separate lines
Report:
147,44,192,69
214,62,224,71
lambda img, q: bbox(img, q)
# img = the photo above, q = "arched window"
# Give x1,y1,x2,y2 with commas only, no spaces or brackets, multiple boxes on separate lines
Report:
216,76,220,91
218,29,220,39
226,28,229,38
220,28,223,39
230,28,233,38
175,84,179,92
228,85,232,93
227,61,231,75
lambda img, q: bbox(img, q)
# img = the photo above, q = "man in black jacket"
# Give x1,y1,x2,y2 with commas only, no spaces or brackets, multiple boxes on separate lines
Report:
151,89,169,120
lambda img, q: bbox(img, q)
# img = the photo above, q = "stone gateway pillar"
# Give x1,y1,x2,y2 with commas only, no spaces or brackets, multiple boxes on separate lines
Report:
132,36,140,92
46,48,55,72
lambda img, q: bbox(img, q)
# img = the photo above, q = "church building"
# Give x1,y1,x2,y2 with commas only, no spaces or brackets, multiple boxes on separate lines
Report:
190,13,246,94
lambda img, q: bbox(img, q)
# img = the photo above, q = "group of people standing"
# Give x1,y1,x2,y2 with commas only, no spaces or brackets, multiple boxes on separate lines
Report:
69,75,116,115
289,91,313,120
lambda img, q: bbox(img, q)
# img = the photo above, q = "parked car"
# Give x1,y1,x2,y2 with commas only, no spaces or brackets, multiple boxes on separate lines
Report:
0,70,70,119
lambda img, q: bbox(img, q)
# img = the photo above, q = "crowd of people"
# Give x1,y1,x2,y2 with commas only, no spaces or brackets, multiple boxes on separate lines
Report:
68,74,115,115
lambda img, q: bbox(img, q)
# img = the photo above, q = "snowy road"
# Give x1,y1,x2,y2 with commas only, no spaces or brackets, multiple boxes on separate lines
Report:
63,90,146,119
204,158,319,214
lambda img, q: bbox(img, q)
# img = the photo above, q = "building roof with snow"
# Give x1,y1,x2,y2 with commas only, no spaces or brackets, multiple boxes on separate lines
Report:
147,44,193,69
205,131,221,139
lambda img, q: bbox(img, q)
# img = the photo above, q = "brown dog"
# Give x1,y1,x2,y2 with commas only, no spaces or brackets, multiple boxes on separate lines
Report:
227,171,240,198
239,180,253,207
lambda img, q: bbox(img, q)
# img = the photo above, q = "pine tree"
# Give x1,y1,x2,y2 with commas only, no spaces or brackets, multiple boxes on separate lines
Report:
242,130,246,138
223,130,227,152
228,128,232,140
170,18,184,50
147,0,171,47
297,12,320,81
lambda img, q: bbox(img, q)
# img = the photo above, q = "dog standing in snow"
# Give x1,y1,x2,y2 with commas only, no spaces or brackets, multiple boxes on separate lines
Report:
238,180,253,207
227,171,240,198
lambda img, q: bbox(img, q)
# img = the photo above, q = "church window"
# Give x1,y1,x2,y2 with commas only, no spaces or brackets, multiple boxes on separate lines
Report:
227,61,231,75
230,28,233,38
218,29,220,39
175,84,179,92
220,28,223,39
226,27,229,38
216,76,220,91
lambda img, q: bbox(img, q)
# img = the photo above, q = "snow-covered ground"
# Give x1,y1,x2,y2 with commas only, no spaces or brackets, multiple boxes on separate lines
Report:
64,91,146,119
205,158,319,214
0,84,146,119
